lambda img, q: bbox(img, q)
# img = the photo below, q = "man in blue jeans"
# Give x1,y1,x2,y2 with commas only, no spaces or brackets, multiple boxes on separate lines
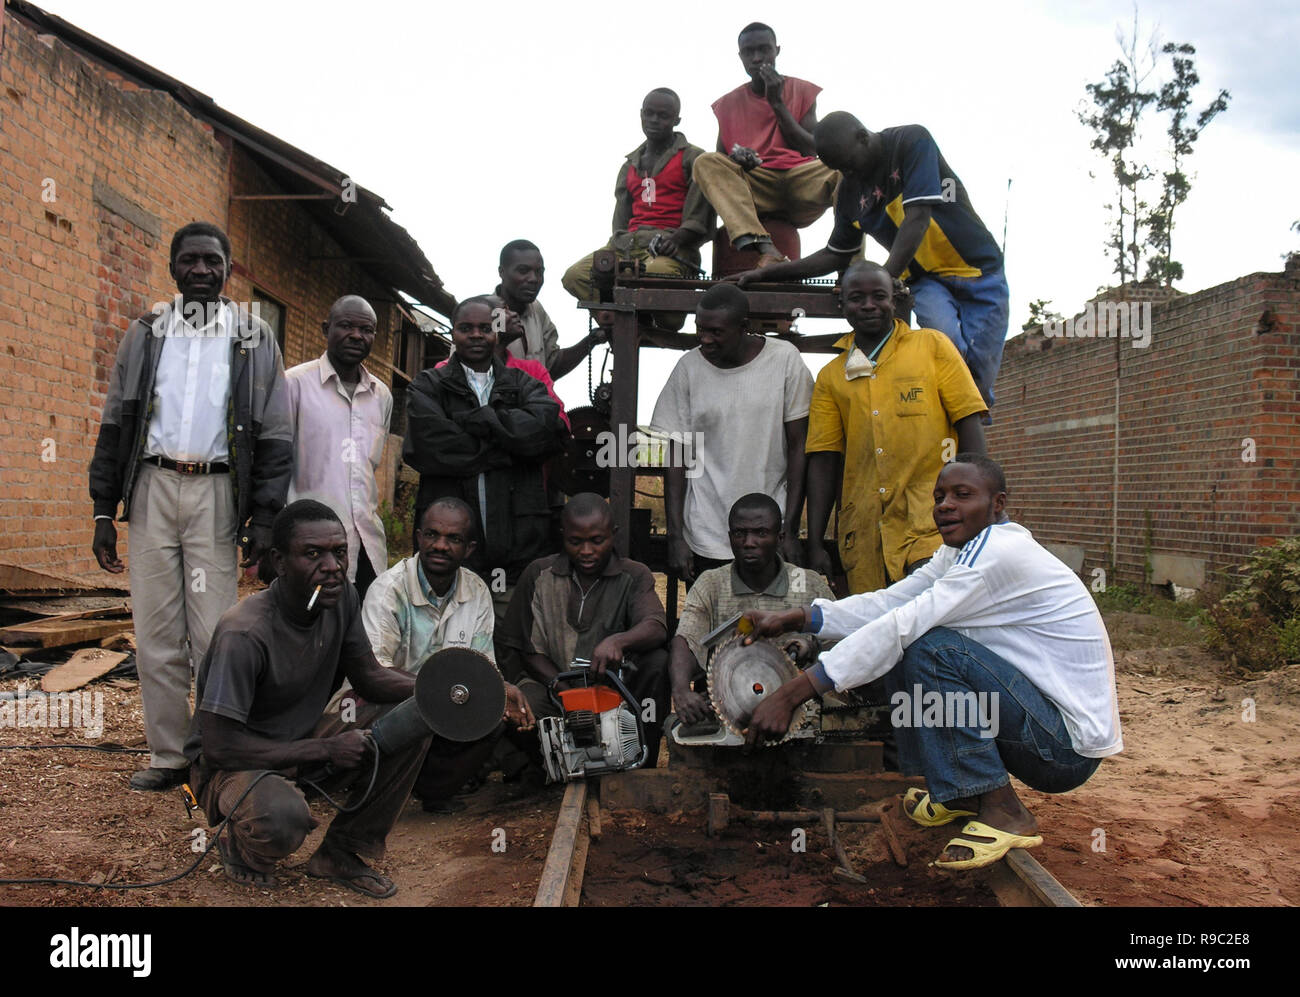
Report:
731,112,1009,412
741,455,1121,869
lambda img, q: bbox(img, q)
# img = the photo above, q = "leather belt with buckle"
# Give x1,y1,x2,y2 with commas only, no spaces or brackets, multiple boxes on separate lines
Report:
145,455,230,475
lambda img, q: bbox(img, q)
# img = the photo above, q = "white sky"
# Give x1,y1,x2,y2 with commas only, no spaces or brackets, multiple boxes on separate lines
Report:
37,0,1300,420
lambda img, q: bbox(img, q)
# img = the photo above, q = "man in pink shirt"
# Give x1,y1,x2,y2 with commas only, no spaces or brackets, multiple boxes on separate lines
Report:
692,22,840,266
285,295,392,599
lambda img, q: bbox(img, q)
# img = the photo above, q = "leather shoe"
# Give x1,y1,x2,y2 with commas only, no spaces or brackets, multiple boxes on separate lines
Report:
129,766,189,792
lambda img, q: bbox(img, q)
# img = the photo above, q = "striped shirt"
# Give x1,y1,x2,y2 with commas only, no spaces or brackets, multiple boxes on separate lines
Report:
807,522,1122,758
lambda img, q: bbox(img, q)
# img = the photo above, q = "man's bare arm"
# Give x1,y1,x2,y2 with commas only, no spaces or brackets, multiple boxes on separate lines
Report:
955,413,986,455
731,246,853,287
199,711,367,772
884,203,934,278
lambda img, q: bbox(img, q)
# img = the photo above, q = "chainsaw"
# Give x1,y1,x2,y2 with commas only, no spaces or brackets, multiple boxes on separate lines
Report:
537,661,648,783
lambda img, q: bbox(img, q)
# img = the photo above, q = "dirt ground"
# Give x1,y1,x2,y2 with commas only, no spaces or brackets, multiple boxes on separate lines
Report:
1,606,1296,907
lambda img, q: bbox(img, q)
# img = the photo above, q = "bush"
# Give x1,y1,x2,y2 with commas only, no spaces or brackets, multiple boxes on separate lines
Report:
1205,536,1300,672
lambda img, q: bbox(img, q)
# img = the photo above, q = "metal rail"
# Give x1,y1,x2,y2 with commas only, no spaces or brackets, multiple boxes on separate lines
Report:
534,777,1084,908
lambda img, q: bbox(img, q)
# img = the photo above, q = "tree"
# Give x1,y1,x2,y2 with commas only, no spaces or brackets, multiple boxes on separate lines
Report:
1077,6,1157,285
1078,6,1229,287
1143,43,1231,285
1023,299,1063,333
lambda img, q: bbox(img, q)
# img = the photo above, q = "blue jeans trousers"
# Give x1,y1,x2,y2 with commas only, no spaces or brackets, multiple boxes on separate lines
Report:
882,627,1100,804
909,268,1009,411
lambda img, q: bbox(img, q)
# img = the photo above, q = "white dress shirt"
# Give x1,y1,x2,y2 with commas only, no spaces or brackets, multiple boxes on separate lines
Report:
146,300,233,462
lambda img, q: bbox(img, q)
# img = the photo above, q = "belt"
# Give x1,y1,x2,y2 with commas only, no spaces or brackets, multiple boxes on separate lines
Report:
144,455,229,475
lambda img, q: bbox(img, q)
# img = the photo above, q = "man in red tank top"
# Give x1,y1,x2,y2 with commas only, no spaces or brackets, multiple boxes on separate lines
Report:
693,23,840,266
562,88,713,332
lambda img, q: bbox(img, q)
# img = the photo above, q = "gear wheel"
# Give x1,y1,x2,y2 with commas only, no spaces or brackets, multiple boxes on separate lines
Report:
707,633,800,745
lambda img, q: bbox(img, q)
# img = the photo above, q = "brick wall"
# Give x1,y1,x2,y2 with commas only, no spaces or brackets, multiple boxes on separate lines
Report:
0,10,409,579
986,262,1300,588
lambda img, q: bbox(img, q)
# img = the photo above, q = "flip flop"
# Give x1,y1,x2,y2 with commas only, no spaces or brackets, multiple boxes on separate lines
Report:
903,787,977,828
307,861,398,899
932,820,1043,871
217,837,279,888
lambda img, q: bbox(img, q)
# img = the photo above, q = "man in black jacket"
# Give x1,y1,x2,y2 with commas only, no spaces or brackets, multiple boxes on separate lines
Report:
403,295,567,640
89,222,292,792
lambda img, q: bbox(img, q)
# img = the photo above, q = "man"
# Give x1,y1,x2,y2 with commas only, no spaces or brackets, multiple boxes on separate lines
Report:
733,112,1010,410
742,456,1123,870
435,294,570,430
188,500,425,898
651,283,812,582
89,221,292,791
805,261,986,594
285,295,392,598
337,496,534,813
671,493,834,725
499,493,670,765
561,88,713,331
403,295,566,630
692,23,839,266
496,240,606,379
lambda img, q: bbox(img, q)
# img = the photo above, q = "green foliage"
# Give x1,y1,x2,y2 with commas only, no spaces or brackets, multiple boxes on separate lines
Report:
379,482,416,568
1023,298,1063,333
1092,581,1204,622
1078,10,1229,287
1205,537,1300,672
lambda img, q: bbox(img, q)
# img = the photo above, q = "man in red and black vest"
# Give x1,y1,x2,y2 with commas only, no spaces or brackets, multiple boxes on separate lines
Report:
561,88,713,331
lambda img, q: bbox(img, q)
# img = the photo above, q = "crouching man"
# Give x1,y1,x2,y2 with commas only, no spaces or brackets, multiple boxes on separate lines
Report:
499,493,671,766
741,455,1122,869
335,496,534,814
187,500,429,899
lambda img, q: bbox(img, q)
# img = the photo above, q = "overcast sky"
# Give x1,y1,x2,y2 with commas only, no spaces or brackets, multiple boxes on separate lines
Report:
37,0,1300,419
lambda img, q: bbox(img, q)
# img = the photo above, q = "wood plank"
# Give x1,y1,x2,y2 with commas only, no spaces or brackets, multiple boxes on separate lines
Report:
0,618,135,648
0,597,130,617
41,648,128,693
534,780,589,907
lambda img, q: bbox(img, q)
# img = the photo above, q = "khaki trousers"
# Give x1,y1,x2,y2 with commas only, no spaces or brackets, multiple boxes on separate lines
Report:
127,462,238,769
692,153,839,244
561,229,696,331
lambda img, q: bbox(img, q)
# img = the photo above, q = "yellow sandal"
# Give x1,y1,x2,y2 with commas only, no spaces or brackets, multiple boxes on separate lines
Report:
932,820,1043,871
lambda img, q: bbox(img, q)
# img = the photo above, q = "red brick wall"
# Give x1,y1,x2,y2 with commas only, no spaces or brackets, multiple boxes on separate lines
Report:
0,10,407,579
987,264,1300,587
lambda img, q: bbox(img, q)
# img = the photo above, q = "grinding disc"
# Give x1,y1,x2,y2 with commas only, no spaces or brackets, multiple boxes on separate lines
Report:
414,647,506,743
708,635,800,743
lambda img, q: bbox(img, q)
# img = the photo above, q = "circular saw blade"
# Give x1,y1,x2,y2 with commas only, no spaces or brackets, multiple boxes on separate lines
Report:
413,647,505,743
708,634,800,744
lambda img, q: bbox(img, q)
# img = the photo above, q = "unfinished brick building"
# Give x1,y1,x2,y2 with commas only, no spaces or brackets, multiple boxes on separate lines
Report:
987,261,1300,590
0,0,455,585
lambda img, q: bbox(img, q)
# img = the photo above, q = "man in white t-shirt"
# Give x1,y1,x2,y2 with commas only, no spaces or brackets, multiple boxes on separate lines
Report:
741,454,1122,870
651,283,813,582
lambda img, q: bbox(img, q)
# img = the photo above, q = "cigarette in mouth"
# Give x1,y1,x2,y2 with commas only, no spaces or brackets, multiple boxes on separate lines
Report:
307,584,322,611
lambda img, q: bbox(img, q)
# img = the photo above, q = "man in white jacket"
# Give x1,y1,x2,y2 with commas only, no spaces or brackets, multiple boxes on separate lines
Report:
741,454,1122,869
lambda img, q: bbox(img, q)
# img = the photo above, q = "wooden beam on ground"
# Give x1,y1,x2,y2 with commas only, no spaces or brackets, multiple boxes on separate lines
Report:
534,780,590,908
0,617,135,649
41,648,127,692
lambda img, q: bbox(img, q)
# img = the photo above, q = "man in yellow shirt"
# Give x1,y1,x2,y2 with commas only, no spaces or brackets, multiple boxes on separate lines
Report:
806,262,986,593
